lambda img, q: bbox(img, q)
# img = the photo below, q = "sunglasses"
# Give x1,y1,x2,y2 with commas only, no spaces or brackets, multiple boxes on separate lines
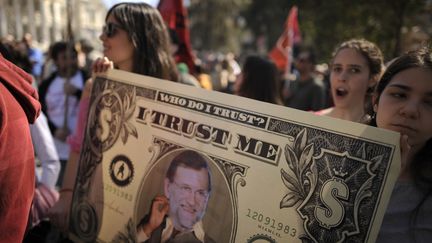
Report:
102,22,125,38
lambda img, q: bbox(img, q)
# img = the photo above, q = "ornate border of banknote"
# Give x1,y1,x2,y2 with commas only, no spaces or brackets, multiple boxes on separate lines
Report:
68,70,400,243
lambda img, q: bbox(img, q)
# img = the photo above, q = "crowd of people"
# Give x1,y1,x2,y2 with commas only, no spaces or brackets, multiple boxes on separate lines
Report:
0,2,431,243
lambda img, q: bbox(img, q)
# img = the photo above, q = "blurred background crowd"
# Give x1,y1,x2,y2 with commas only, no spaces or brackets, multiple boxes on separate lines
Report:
1,0,432,242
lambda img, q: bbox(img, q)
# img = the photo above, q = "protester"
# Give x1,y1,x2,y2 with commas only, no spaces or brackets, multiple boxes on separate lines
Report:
48,2,179,233
168,29,201,87
234,55,283,105
217,58,232,91
1,42,61,242
29,59,62,190
30,111,61,189
11,40,34,74
136,150,215,242
316,39,384,122
371,47,432,242
211,54,239,93
0,44,41,242
24,111,61,243
285,49,327,111
195,60,213,90
23,33,44,83
38,41,88,186
1,41,61,188
76,39,97,75
41,44,57,80
225,52,241,93
178,62,201,87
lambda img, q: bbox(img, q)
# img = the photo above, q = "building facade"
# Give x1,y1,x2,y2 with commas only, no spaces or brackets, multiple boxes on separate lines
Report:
0,0,106,50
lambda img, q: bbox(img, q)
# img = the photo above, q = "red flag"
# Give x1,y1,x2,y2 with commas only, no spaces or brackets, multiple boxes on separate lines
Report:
269,6,301,74
158,0,196,73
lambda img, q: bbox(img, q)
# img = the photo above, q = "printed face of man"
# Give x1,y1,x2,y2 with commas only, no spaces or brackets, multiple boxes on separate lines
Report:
164,165,210,232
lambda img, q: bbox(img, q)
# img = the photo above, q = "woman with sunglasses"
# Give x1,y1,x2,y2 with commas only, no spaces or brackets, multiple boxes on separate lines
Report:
48,2,178,233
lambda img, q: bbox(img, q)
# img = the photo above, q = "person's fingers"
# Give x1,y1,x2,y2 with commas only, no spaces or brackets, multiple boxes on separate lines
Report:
92,57,114,74
400,134,411,171
152,198,165,209
149,196,169,220
101,56,113,72
153,196,169,207
161,201,170,214
91,57,103,73
152,195,168,203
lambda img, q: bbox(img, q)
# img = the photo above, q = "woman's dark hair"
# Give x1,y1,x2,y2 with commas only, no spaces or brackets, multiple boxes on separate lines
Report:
107,2,178,81
0,42,13,61
237,55,283,105
50,41,77,61
0,41,32,74
370,47,432,190
368,46,432,237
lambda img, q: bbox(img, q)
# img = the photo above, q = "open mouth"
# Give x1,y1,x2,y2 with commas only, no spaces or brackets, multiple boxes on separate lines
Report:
335,88,348,97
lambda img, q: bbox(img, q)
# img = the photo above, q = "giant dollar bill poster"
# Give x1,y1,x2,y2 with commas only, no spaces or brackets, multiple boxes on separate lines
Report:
69,69,400,243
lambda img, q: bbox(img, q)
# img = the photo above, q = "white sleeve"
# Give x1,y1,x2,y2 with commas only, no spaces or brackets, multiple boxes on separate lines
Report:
30,112,61,188
136,226,149,242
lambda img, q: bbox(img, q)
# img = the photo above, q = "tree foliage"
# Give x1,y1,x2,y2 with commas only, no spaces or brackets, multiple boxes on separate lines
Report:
188,0,250,53
243,0,425,60
188,0,428,62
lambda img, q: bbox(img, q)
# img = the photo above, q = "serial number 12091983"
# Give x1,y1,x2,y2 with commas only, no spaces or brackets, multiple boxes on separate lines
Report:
246,208,297,237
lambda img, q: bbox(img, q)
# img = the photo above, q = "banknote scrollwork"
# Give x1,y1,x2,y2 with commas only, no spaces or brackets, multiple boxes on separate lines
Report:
119,86,138,144
65,70,399,243
280,128,381,242
71,79,139,240
112,218,135,243
280,128,318,208
88,79,138,156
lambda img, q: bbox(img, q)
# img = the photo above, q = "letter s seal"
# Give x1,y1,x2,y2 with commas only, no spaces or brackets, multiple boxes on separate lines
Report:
314,178,349,229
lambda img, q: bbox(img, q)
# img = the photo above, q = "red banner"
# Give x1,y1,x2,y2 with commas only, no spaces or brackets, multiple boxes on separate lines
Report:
158,0,196,73
269,6,301,73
